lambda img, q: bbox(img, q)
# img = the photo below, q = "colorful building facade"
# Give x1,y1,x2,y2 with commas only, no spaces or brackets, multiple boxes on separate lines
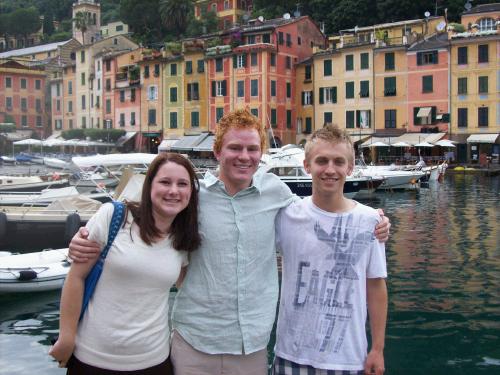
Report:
0,60,48,138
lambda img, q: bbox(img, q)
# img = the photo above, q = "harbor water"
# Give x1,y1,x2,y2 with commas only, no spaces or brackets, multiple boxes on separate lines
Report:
0,174,499,374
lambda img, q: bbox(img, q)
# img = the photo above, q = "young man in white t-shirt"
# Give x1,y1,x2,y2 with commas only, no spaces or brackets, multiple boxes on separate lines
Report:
274,125,388,375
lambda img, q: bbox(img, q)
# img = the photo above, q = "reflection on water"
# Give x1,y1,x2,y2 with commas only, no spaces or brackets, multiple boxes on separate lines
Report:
0,175,499,374
0,291,64,374
371,174,500,375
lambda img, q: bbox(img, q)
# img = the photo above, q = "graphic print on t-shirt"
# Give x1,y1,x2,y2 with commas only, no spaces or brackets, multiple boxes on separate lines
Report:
292,214,375,354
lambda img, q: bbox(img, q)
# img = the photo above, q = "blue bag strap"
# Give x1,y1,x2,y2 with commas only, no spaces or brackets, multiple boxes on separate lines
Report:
100,201,125,260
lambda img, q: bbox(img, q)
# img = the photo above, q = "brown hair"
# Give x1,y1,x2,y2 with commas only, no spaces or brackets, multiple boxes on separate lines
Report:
305,124,355,164
127,153,201,252
213,108,267,154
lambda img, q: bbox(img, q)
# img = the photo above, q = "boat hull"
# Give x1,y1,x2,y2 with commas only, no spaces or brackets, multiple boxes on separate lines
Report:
0,179,69,192
282,177,361,198
0,248,70,293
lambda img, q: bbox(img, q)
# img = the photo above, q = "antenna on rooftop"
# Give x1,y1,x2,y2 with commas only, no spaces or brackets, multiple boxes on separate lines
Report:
294,3,301,17
258,15,264,23
424,11,430,18
464,1,473,11
283,13,291,20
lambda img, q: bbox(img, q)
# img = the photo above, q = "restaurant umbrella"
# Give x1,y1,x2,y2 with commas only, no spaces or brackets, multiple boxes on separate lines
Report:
414,141,435,147
435,140,456,148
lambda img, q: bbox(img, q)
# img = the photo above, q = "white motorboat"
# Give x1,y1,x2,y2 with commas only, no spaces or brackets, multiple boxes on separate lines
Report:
0,248,70,293
354,159,426,190
260,146,384,198
0,175,69,192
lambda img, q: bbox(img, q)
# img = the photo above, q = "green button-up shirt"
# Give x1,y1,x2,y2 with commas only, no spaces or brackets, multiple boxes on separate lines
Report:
171,170,295,354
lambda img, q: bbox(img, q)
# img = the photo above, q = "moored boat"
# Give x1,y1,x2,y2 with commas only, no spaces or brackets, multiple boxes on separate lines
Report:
259,145,383,198
0,175,69,192
0,248,70,293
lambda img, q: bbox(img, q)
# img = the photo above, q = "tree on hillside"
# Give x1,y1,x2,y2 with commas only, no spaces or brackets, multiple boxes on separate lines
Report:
120,0,166,44
43,13,55,36
159,0,193,38
74,10,93,45
327,0,378,32
186,9,218,37
252,0,297,19
8,8,41,47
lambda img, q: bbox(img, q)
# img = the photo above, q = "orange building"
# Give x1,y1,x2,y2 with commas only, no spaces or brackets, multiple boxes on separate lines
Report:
195,0,253,30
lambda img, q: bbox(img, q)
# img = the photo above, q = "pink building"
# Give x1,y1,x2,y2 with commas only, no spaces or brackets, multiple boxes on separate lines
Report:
0,60,48,138
206,16,325,146
407,33,450,134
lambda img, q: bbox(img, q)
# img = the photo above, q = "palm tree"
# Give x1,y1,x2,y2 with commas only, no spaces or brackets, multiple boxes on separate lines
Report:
159,0,193,37
74,11,93,45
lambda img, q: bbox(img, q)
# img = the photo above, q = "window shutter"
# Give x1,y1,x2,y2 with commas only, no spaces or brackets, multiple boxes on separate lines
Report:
333,87,337,103
319,88,324,104
194,83,199,100
431,106,437,123
356,110,361,127
417,52,423,66
243,53,247,67
222,80,227,96
414,107,421,125
233,55,237,68
433,51,438,64
211,81,216,97
187,83,192,101
301,92,305,105
310,92,313,104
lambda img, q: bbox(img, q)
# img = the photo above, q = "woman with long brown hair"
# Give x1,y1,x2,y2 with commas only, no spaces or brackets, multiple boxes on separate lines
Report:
50,153,201,375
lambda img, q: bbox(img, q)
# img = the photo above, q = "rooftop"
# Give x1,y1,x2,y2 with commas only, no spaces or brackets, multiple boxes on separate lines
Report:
462,3,500,15
0,40,71,59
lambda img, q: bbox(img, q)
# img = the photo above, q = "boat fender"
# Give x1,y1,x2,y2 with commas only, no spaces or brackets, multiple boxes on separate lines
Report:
0,212,6,240
18,270,38,281
65,213,81,243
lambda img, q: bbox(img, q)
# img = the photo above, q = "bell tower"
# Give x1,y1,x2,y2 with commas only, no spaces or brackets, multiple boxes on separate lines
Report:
72,0,101,45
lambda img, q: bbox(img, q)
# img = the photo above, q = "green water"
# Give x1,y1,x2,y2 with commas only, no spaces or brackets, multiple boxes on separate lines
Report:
0,174,499,374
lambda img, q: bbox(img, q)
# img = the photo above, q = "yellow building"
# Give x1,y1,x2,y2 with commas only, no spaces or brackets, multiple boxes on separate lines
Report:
306,17,444,146
163,49,185,139
372,17,444,135
449,3,500,163
74,35,138,130
182,40,209,134
295,58,314,145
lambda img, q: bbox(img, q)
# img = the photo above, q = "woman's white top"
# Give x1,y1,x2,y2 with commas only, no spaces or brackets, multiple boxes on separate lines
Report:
74,203,188,370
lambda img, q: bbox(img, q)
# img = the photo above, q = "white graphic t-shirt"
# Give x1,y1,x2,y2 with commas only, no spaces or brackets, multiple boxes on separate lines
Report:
274,197,387,371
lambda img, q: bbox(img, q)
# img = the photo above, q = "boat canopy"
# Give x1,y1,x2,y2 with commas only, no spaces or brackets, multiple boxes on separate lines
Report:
71,153,157,168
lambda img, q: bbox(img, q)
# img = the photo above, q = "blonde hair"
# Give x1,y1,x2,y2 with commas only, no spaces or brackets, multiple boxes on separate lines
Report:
305,124,355,163
213,109,267,153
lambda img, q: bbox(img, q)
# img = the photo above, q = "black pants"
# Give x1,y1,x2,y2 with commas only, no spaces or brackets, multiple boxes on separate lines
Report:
67,355,173,375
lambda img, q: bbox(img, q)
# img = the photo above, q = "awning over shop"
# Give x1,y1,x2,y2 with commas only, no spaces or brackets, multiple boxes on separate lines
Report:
391,132,445,146
116,131,138,147
467,134,499,144
416,107,432,117
158,139,179,152
170,133,210,151
192,135,214,152
359,136,398,148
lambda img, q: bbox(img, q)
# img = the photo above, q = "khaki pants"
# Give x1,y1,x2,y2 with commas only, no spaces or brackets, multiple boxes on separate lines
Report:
171,330,268,375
